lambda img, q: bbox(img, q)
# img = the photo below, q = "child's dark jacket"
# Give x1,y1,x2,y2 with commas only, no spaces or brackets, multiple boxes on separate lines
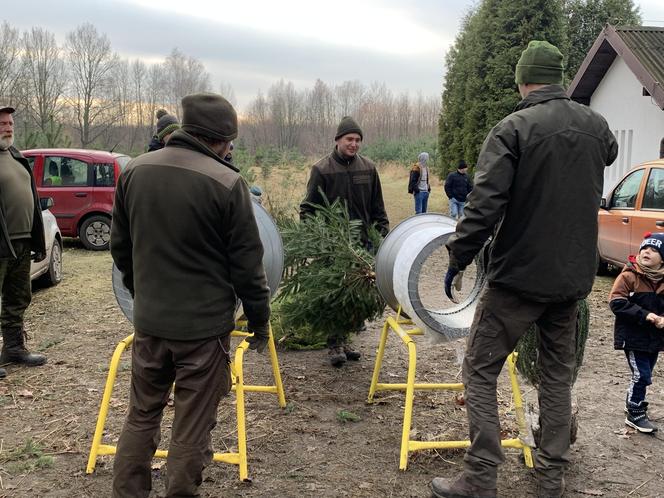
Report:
609,258,664,352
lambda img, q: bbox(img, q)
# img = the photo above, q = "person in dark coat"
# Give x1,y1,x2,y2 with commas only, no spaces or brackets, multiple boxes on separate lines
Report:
147,109,180,152
610,232,664,433
444,160,473,219
433,41,618,498
299,116,389,367
408,152,432,214
111,93,270,497
0,105,47,380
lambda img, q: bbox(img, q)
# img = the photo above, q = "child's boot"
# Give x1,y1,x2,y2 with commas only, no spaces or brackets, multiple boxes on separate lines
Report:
626,401,658,433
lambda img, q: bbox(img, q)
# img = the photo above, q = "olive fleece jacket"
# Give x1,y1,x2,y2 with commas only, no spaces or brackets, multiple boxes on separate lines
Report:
299,148,389,237
111,130,270,340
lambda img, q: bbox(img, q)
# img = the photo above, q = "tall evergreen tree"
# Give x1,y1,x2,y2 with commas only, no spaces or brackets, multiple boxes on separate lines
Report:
563,0,641,81
438,0,565,177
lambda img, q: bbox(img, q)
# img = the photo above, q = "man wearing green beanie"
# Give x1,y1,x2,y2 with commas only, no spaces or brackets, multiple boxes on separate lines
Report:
111,93,270,497
299,116,389,367
432,41,618,498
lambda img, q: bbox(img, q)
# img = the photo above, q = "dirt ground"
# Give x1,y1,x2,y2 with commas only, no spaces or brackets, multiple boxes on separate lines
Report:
1,241,663,498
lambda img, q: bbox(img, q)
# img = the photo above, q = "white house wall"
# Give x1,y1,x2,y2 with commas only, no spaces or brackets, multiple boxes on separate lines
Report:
589,56,664,194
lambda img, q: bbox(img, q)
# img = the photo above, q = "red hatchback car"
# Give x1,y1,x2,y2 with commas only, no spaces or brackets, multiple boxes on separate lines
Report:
22,149,131,250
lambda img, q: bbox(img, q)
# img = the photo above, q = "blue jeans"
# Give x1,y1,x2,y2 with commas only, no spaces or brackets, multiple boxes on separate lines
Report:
625,350,659,407
449,198,465,219
414,191,429,214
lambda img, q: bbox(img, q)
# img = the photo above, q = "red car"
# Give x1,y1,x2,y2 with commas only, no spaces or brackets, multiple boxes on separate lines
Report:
22,148,131,250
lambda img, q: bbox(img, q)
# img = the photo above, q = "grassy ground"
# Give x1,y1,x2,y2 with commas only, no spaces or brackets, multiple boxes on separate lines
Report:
256,161,449,226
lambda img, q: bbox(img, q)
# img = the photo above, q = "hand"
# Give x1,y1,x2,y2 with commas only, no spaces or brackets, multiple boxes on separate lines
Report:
646,313,664,329
444,267,460,303
31,251,45,263
246,322,269,353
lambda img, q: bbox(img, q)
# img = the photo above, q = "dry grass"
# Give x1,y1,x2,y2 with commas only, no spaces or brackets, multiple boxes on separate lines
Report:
255,160,450,225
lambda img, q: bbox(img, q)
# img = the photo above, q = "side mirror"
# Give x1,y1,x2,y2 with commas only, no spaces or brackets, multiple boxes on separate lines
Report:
40,197,54,210
599,197,608,210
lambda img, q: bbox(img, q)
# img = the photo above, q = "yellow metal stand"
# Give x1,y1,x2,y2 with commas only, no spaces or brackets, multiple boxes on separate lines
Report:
86,327,286,481
367,311,533,470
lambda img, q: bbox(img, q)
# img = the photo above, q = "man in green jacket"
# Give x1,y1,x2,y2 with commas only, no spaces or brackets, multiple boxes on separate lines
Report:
0,105,48,380
299,116,389,367
111,93,270,498
432,41,618,498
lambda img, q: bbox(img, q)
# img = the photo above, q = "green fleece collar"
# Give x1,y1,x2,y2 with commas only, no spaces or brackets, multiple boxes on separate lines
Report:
166,130,239,172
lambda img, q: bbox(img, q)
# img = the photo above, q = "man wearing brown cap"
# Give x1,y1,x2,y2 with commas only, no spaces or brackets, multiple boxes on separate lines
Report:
299,116,389,367
0,105,48,380
110,93,270,497
433,41,618,498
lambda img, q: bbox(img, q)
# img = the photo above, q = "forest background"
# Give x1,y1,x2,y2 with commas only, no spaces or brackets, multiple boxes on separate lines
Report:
0,0,644,185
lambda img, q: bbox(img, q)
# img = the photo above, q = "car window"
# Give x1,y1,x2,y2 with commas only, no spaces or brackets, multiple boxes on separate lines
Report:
25,157,35,171
609,169,644,209
642,168,664,211
44,156,90,187
94,163,115,187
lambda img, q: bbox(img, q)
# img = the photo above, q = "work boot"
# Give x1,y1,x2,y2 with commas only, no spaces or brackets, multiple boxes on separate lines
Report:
626,402,658,433
0,367,6,379
0,328,47,367
430,474,496,498
343,344,361,361
328,346,346,367
538,477,565,498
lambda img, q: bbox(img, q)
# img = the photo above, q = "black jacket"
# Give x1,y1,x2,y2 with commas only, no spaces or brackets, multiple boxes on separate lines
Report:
408,163,431,194
300,148,389,237
0,147,46,260
444,171,472,201
610,260,664,352
147,135,163,152
446,85,618,303
111,130,270,341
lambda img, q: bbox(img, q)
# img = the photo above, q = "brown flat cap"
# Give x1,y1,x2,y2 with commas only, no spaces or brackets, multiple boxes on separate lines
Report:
181,93,237,142
0,105,15,114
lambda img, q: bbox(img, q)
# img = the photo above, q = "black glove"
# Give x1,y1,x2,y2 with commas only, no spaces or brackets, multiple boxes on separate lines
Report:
31,251,46,263
444,267,460,302
246,322,269,353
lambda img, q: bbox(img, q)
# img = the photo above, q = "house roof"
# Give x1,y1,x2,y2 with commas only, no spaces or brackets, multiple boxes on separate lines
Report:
568,25,664,110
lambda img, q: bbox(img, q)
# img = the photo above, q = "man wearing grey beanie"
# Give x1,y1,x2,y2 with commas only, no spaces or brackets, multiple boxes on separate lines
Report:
432,41,618,498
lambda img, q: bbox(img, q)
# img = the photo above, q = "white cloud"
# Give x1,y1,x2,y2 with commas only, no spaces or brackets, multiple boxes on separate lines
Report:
132,0,447,56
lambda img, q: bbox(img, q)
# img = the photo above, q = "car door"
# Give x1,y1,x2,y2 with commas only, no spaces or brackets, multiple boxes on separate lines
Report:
598,168,645,264
38,155,93,235
631,166,664,254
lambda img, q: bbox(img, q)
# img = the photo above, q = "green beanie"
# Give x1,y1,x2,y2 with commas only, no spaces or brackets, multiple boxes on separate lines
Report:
181,93,238,142
335,116,363,141
515,40,564,85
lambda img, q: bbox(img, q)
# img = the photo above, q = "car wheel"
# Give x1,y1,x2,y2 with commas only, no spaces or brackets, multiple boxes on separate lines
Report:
80,215,111,251
42,239,63,286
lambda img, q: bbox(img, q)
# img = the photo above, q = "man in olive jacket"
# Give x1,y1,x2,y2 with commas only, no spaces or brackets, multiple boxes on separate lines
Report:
432,42,618,498
110,93,270,498
0,105,47,380
299,116,389,367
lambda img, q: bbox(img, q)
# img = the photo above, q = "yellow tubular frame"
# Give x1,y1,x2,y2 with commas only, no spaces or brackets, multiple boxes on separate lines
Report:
367,311,533,470
86,326,286,481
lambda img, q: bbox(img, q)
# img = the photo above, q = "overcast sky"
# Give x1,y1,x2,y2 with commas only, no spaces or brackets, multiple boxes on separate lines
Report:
5,0,664,110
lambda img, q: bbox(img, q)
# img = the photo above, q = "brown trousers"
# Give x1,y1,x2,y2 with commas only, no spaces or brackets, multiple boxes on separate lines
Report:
462,286,577,490
112,331,232,498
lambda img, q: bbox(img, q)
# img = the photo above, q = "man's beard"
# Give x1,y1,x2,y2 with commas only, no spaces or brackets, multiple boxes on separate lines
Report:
0,135,14,150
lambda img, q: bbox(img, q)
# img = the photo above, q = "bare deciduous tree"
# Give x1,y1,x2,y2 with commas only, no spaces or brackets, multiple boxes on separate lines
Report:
65,22,119,147
0,22,22,105
21,27,66,145
164,48,211,116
